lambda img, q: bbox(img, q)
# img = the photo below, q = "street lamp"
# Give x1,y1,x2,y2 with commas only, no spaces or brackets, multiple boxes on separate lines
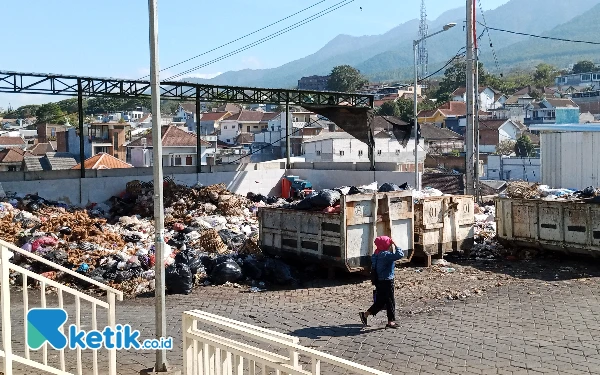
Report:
413,22,456,190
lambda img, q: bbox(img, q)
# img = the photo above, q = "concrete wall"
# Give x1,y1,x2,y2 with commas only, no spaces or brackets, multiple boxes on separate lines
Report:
485,155,540,182
0,162,418,206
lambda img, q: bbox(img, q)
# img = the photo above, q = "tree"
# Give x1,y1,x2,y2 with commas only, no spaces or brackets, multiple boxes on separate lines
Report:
326,65,368,92
377,101,400,117
35,103,64,124
572,60,596,74
434,59,489,103
495,140,516,156
56,98,81,114
533,63,558,87
514,135,536,157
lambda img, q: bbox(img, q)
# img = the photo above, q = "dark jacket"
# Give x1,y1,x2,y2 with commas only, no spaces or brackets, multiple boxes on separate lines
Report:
372,245,404,281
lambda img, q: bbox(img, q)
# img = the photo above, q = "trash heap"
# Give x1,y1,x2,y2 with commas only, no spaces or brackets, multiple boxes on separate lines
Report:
468,203,507,259
3,182,297,297
502,181,600,202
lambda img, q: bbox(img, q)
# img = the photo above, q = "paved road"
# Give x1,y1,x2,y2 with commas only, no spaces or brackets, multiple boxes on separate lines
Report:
4,258,600,374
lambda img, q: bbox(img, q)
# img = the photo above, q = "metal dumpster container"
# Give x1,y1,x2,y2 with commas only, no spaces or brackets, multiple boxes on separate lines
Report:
495,197,600,255
414,196,475,265
258,191,414,272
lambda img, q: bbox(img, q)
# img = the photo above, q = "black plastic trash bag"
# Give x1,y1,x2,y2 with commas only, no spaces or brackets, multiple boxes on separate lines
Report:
175,249,203,274
264,258,294,285
166,263,193,295
210,260,243,285
241,258,264,280
310,189,341,208
294,197,314,210
348,186,366,195
218,229,246,249
378,183,401,192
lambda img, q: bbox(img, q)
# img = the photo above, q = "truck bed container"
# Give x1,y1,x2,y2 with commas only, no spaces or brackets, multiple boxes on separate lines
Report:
258,191,414,272
414,196,475,265
495,197,600,254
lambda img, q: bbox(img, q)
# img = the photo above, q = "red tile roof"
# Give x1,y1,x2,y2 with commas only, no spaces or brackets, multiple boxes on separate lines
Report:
0,136,25,146
223,111,265,122
128,125,211,147
0,148,30,163
199,112,232,121
27,143,54,156
260,112,281,121
72,153,133,170
179,103,196,113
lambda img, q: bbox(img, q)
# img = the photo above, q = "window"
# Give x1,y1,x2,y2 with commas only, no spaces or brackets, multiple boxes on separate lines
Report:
581,74,591,82
339,150,344,156
253,126,259,129
226,139,230,143
377,150,382,155
247,126,251,132
223,125,227,130
8,166,17,172
95,146,108,154
560,77,567,84
50,128,56,137
593,74,600,81
174,155,182,166
358,150,363,156
186,156,193,165
316,150,321,156
113,133,119,152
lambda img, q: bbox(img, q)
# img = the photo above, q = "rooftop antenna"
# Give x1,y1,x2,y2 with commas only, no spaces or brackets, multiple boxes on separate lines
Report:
417,0,429,78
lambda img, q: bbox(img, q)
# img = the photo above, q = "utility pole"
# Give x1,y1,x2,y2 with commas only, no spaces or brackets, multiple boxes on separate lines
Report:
465,0,476,196
146,1,177,374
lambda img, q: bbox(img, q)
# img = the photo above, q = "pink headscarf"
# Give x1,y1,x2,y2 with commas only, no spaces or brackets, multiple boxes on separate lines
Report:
374,236,393,255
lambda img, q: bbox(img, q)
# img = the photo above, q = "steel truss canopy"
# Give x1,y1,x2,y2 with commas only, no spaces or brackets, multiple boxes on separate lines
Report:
0,71,373,108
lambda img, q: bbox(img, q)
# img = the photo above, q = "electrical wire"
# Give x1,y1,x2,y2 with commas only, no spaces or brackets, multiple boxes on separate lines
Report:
138,1,326,80
417,47,466,82
165,0,354,81
477,0,501,74
478,22,600,45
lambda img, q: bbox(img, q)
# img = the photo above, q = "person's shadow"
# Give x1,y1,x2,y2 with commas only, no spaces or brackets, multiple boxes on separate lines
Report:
289,324,385,339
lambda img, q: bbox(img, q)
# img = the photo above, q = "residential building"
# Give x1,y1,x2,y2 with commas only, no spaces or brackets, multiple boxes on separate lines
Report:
555,71,600,88
0,136,26,150
303,131,424,170
0,148,31,171
56,128,92,161
419,123,464,155
174,103,207,122
187,111,232,134
451,86,504,111
214,103,242,114
297,75,330,91
36,123,67,143
219,111,274,144
127,125,215,167
87,122,131,160
479,119,526,153
72,153,133,170
417,101,472,126
524,98,579,125
23,152,77,172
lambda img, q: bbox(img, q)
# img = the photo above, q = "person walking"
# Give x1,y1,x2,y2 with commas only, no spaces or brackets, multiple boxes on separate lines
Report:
359,235,405,329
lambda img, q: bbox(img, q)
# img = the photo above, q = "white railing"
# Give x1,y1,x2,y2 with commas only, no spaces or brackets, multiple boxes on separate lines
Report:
182,310,391,375
0,239,123,375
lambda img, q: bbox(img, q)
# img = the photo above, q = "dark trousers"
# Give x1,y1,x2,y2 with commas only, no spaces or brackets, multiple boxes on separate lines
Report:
367,279,396,322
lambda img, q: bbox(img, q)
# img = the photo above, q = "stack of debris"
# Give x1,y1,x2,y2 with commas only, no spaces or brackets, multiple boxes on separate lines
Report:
3,182,296,297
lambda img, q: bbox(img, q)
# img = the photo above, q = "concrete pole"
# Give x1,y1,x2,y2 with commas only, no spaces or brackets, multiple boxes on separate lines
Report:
147,0,170,372
77,79,85,179
474,45,480,201
196,88,202,174
413,41,420,190
465,0,476,196
285,101,290,168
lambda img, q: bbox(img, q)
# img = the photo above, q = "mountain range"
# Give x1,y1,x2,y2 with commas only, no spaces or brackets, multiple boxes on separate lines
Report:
181,0,600,88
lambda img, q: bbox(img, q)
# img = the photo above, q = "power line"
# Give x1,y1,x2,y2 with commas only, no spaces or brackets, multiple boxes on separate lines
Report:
138,1,326,80
165,0,354,81
479,23,600,45
418,47,466,82
477,0,501,74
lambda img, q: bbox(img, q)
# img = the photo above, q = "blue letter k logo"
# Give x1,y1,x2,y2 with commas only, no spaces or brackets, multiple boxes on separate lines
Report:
27,308,68,350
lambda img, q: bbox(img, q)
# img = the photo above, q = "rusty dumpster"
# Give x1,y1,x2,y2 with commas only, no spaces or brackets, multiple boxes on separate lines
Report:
258,191,414,272
495,197,600,254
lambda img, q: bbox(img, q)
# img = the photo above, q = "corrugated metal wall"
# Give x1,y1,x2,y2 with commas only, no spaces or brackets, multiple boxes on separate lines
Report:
541,132,600,189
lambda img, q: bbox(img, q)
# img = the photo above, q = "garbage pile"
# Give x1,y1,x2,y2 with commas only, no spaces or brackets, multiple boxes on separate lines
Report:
502,181,600,202
3,182,298,297
468,204,507,259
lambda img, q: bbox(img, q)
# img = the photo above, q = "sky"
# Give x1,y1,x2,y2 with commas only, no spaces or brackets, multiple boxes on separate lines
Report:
0,0,509,110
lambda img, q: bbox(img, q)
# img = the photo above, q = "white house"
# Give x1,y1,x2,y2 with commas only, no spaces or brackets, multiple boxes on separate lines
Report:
452,86,502,111
127,125,215,167
302,132,425,166
479,119,526,153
